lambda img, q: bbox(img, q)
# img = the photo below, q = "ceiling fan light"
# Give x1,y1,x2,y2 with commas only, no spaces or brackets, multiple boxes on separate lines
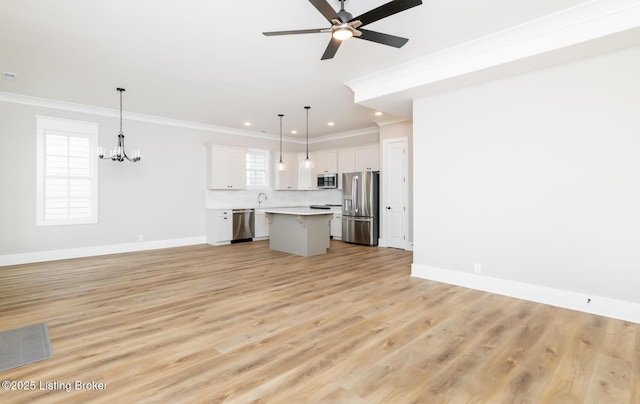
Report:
332,26,354,41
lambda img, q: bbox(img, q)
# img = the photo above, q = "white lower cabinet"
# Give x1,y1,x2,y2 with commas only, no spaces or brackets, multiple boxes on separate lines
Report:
254,209,270,239
206,209,233,245
330,212,342,239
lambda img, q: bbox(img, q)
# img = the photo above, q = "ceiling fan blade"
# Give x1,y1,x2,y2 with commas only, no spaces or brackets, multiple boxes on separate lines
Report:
353,0,422,27
357,29,409,48
263,28,326,36
309,0,340,23
321,37,342,60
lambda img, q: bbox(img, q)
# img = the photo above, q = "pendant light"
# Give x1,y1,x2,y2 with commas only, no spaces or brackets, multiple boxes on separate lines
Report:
277,114,285,171
98,88,140,162
304,106,311,169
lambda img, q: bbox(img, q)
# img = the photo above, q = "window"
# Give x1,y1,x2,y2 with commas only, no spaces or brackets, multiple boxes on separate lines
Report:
36,116,99,226
246,149,269,188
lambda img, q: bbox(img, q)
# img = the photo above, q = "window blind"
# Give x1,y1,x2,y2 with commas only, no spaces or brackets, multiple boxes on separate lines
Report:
36,116,98,226
44,132,92,220
246,150,269,187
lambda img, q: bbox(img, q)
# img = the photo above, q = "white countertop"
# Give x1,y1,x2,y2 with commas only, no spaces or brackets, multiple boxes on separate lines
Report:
262,207,335,216
206,205,341,212
206,205,303,210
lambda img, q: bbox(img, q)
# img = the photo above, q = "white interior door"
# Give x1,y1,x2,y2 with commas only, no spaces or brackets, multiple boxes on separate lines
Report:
382,137,409,249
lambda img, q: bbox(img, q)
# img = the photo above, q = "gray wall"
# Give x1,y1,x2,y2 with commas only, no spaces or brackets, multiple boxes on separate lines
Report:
413,45,640,304
0,102,233,254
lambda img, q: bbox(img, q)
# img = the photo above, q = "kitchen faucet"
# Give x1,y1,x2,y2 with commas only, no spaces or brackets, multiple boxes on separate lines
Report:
257,192,267,207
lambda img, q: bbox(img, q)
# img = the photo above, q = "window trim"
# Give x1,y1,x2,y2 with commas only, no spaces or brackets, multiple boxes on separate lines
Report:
36,115,99,226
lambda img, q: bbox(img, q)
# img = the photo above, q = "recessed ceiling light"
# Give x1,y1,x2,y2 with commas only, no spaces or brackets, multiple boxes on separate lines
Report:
244,122,251,127
327,122,335,126
374,111,383,116
291,130,297,134
2,71,16,80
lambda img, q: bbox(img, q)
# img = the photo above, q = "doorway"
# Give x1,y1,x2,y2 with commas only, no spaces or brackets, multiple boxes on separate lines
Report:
382,137,409,249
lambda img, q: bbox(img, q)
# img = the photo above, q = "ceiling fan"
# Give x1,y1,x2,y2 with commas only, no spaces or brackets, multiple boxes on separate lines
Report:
263,0,423,60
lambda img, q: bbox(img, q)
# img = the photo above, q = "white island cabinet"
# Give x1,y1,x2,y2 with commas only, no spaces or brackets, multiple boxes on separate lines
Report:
263,207,333,256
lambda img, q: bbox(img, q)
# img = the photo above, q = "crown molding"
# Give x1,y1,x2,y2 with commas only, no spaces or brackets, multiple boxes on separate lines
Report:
0,91,277,137
0,91,377,144
346,0,640,112
373,117,410,127
308,126,379,144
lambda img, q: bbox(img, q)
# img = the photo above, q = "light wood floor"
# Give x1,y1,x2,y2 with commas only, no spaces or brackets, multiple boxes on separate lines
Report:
0,240,638,403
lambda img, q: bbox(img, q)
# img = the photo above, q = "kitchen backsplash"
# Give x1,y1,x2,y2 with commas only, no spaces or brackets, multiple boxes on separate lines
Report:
205,189,341,209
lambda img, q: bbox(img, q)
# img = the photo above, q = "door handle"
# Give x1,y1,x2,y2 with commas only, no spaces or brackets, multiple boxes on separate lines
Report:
386,206,391,210
353,176,358,213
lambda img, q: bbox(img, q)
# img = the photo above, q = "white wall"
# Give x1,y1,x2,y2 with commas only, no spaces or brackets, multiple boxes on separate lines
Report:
412,46,640,315
0,100,374,263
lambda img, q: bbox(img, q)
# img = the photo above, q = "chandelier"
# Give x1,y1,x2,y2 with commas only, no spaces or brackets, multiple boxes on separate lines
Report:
98,88,140,162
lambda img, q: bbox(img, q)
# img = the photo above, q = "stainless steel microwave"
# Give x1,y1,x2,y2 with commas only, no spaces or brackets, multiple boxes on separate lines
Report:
317,173,338,189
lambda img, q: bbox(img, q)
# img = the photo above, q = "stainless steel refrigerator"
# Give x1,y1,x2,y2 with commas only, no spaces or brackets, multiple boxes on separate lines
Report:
342,171,379,246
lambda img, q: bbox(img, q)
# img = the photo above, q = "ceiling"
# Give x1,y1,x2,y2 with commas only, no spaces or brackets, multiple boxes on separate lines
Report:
0,0,593,139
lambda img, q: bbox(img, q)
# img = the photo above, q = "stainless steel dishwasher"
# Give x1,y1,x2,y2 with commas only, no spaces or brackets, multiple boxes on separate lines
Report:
232,208,255,242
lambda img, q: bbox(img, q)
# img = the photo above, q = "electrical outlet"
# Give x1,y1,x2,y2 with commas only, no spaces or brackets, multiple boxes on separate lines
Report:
138,234,144,241
474,263,482,273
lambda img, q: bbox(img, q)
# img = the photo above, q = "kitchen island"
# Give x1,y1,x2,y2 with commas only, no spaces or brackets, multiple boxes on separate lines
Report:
262,207,334,256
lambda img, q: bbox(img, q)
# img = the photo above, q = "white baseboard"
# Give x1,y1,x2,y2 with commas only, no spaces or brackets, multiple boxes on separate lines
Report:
208,240,231,246
411,263,640,324
0,236,206,267
378,238,413,251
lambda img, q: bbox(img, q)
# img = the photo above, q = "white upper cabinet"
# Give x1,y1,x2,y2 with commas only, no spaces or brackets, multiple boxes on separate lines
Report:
355,144,380,172
207,144,246,190
272,151,298,190
206,144,377,192
298,152,316,190
314,149,338,174
338,144,379,174
338,148,356,175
